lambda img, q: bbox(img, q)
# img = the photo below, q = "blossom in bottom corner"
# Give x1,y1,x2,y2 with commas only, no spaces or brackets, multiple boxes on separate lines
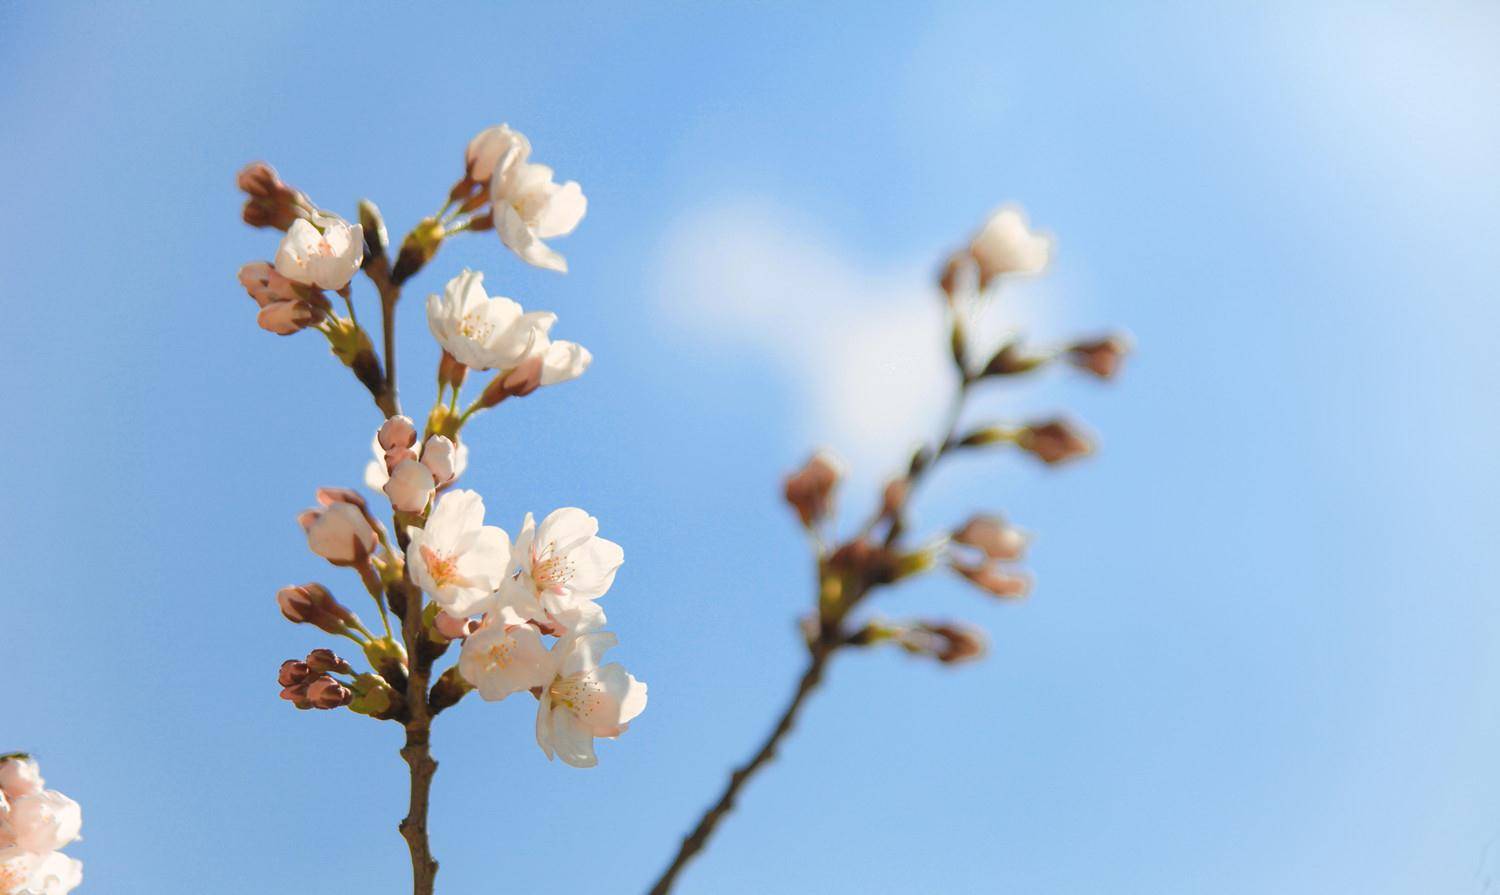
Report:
535,630,647,768
0,847,82,895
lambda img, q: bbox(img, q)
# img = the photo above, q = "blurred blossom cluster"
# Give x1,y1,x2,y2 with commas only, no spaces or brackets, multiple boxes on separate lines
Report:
0,756,82,895
784,203,1130,665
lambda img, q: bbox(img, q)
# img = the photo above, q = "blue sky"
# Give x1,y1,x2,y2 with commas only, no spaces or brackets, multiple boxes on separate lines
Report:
3,2,1499,893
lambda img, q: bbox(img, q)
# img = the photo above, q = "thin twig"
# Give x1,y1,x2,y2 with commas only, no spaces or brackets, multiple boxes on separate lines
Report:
646,641,836,895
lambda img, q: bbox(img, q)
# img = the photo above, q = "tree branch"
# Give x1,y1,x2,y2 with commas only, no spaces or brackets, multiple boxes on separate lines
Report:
646,641,837,895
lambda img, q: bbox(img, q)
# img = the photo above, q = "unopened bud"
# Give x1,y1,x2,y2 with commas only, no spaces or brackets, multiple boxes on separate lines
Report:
828,538,899,585
237,162,309,231
1018,419,1093,465
479,356,544,407
349,672,404,720
939,252,971,301
364,637,408,691
358,199,389,263
953,515,1027,562
305,648,352,676
391,217,446,285
429,666,474,715
433,611,478,641
306,676,353,710
277,583,359,635
914,621,987,664
951,561,1030,599
278,659,312,688
783,450,846,528
1066,334,1130,380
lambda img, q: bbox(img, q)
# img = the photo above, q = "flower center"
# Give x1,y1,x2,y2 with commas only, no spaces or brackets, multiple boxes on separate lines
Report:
532,541,575,592
486,638,516,669
0,859,25,889
459,310,494,342
420,545,469,589
313,237,335,257
550,674,605,719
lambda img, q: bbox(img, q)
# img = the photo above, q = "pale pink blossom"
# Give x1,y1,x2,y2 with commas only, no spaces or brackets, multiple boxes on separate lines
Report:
405,490,511,617
465,124,529,184
0,847,82,895
0,760,42,801
458,616,553,701
299,501,377,565
425,269,555,371
274,215,364,291
2,791,80,855
498,508,622,635
968,206,1051,287
484,128,586,272
535,630,647,768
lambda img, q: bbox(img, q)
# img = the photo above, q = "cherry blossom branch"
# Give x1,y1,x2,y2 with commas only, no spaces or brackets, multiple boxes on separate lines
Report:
395,576,440,895
647,639,835,895
647,206,1126,893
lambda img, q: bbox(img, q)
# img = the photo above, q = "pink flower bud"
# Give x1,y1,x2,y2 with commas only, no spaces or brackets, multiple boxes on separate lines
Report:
1067,334,1131,380
305,648,352,675
377,415,418,453
0,756,44,799
276,583,357,635
306,677,353,710
953,515,1028,562
783,450,846,527
951,561,1030,599
300,502,377,566
256,299,318,335
237,262,300,307
434,611,477,641
419,436,459,486
384,459,436,513
1018,419,1093,466
278,660,312,688
915,621,988,664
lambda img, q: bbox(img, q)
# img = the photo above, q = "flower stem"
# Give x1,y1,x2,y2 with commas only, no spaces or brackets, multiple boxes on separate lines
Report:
646,641,837,895
396,578,438,895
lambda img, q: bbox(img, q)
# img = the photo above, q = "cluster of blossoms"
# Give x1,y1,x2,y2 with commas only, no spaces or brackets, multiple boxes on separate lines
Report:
0,757,81,895
233,122,643,891
236,124,642,783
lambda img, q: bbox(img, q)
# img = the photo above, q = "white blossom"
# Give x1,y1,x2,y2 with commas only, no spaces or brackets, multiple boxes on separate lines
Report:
457,615,553,701
968,206,1050,286
465,124,529,185
498,508,622,635
405,490,510,617
426,269,555,371
274,215,364,291
535,630,647,768
484,129,586,273
0,848,82,895
0,761,42,801
1,792,79,856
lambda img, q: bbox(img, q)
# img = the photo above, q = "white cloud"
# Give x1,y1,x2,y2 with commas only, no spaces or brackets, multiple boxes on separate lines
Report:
651,198,1074,476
